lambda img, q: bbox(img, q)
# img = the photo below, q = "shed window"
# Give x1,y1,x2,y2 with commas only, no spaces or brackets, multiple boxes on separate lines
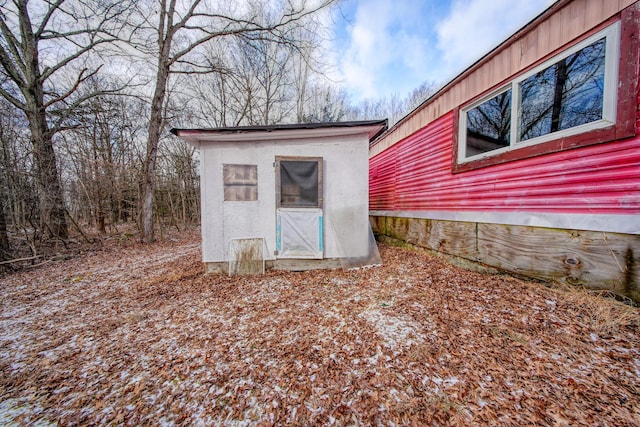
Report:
276,157,322,208
457,22,621,166
223,164,257,201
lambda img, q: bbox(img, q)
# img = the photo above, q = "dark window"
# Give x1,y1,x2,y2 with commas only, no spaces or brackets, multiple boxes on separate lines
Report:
466,90,512,158
277,158,322,208
455,20,625,171
519,38,606,141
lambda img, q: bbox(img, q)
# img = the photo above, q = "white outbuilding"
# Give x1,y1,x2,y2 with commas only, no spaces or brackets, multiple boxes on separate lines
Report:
171,120,387,273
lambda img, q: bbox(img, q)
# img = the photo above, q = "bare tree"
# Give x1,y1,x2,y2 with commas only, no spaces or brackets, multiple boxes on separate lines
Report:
0,155,9,260
244,37,293,124
131,0,337,242
299,82,348,123
404,81,439,114
59,89,147,230
519,40,606,140
0,0,129,240
346,80,439,126
0,96,41,257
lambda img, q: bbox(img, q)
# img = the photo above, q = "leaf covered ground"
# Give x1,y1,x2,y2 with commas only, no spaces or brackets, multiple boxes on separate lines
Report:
1,228,639,426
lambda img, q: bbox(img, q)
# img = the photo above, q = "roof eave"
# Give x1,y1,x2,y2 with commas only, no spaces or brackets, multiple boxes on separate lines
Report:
171,119,388,146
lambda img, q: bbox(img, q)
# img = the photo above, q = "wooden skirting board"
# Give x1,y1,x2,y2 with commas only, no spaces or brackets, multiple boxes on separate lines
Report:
370,215,640,302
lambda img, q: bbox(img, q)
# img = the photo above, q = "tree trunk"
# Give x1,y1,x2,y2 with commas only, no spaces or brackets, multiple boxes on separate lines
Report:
28,106,69,240
141,62,170,243
550,59,568,134
13,0,69,241
0,176,10,261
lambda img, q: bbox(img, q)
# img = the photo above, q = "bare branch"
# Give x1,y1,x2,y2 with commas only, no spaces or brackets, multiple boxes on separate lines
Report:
166,1,335,67
44,65,101,108
0,85,27,110
48,82,134,135
173,0,203,30
0,9,27,84
34,0,66,38
40,37,114,83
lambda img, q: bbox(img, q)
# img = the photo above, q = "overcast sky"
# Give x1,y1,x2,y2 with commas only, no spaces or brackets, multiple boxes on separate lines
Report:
330,0,555,103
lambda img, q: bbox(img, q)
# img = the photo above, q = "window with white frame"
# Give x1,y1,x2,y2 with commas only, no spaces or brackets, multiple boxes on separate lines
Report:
458,22,620,164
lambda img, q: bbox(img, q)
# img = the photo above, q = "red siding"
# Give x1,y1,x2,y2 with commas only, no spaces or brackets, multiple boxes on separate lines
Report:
369,111,640,215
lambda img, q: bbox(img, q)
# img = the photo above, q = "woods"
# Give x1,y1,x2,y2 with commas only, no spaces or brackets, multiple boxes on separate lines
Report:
0,0,435,261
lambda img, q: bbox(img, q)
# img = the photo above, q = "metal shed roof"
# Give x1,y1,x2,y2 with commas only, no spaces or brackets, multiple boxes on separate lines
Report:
170,120,388,146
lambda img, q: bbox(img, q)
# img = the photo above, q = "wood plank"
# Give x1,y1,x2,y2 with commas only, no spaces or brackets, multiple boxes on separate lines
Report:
371,216,477,261
602,0,621,18
466,69,480,102
371,215,640,301
568,0,586,37
537,19,551,57
547,7,563,53
520,28,539,68
477,223,640,299
496,45,511,85
585,0,604,27
622,0,637,9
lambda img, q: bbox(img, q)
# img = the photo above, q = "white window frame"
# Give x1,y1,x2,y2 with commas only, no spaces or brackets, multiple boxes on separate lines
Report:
458,22,620,164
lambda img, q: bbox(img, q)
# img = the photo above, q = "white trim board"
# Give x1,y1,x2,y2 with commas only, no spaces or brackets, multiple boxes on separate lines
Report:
369,210,640,235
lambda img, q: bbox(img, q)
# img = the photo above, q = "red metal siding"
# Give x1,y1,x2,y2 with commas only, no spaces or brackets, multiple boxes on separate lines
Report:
369,111,640,215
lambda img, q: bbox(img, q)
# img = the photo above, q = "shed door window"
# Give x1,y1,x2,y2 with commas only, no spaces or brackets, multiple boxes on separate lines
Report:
224,164,257,201
276,158,322,208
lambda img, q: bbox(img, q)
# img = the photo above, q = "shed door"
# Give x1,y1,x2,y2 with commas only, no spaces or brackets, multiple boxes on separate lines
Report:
275,157,323,259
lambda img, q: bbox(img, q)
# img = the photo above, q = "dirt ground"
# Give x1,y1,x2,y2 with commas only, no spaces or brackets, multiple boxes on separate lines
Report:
1,227,639,426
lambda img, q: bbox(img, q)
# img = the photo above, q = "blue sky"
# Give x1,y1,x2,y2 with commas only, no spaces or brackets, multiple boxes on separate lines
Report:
330,0,554,103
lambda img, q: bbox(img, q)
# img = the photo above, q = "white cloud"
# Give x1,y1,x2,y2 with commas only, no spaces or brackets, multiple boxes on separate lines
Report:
338,0,394,99
337,0,432,101
435,0,552,79
335,0,553,102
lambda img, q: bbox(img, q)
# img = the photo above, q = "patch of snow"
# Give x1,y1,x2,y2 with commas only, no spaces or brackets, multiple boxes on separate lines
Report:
0,398,55,427
10,362,25,372
360,308,426,350
422,375,461,393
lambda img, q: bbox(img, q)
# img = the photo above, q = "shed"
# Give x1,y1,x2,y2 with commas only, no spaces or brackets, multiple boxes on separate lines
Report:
172,120,387,273
368,0,640,300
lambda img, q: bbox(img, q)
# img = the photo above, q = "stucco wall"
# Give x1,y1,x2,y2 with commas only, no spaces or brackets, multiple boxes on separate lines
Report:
199,133,369,263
